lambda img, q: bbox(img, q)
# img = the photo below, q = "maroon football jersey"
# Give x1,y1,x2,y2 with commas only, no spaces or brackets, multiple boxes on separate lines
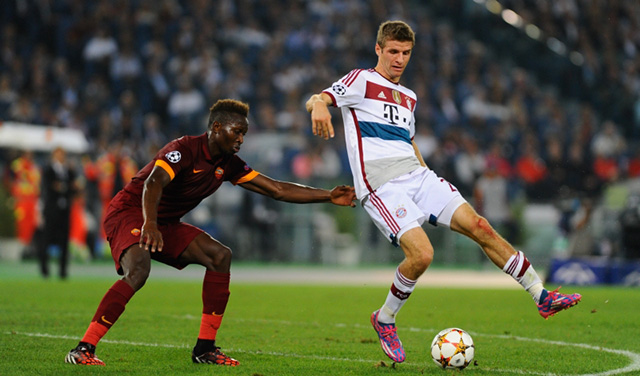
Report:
110,133,258,222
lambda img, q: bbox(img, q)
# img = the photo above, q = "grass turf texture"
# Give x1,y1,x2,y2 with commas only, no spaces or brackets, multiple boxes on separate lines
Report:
1,266,639,375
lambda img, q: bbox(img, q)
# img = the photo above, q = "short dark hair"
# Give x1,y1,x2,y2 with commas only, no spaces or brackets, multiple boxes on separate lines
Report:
376,20,415,48
208,99,250,128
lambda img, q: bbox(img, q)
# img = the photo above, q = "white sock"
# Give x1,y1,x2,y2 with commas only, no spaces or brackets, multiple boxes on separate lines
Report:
503,251,545,303
377,268,417,323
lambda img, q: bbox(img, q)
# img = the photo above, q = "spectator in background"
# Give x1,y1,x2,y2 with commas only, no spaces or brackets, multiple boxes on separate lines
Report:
484,141,512,178
167,75,206,136
9,150,41,251
291,140,342,184
0,73,18,118
84,142,138,240
109,38,143,94
37,147,79,279
592,120,626,160
563,140,600,197
474,159,519,245
140,59,170,116
453,133,485,197
626,148,640,178
413,126,439,162
82,25,118,79
544,137,567,198
591,120,625,185
515,137,548,201
8,96,38,123
110,90,144,142
140,113,168,158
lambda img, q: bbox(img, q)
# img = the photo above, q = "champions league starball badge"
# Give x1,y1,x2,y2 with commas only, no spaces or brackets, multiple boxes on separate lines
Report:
165,151,182,163
332,83,347,95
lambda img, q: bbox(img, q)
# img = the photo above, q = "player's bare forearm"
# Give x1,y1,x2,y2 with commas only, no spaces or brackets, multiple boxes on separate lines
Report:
307,93,335,139
140,167,170,252
305,93,331,112
241,174,356,207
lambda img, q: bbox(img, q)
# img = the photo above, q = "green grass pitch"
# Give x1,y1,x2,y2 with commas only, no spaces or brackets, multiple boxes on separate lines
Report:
1,263,639,376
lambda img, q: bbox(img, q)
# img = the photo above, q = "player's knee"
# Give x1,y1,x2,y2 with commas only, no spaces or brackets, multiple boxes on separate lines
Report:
409,249,433,273
206,243,232,270
120,247,151,291
218,245,233,265
123,262,150,291
471,215,496,242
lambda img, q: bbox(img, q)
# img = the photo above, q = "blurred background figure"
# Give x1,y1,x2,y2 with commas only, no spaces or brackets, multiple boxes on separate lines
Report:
9,150,41,253
474,159,520,247
83,142,138,243
37,147,79,279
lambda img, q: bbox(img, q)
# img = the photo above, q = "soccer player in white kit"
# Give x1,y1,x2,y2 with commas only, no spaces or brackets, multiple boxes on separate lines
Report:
306,20,581,364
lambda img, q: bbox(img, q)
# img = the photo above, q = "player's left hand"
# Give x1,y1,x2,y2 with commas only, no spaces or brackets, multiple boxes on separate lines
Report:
330,185,357,207
140,222,164,253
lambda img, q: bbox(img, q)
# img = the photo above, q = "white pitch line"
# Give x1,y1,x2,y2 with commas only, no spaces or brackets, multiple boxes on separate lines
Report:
5,328,640,376
5,331,376,364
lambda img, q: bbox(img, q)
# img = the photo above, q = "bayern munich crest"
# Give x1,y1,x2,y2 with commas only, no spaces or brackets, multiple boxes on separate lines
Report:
165,150,181,163
395,206,407,218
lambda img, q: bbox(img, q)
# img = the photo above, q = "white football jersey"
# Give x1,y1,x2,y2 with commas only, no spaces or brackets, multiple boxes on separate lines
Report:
323,68,421,198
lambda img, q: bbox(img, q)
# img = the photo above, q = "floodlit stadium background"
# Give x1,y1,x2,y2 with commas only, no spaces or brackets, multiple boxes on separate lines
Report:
1,0,639,278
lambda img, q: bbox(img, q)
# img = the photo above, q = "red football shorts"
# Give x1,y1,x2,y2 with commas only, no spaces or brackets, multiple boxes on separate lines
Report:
103,204,204,275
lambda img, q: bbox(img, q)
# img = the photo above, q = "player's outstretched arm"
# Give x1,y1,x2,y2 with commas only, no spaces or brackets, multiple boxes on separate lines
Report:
240,173,356,207
306,93,335,140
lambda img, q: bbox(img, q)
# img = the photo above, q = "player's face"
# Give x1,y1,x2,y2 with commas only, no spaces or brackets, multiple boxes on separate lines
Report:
375,40,413,83
210,118,248,155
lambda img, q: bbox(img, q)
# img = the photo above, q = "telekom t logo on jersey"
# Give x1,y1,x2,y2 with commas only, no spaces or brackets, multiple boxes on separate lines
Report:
383,104,400,125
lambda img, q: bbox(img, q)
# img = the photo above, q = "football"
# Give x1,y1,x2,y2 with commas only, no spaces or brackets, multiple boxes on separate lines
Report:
430,327,475,369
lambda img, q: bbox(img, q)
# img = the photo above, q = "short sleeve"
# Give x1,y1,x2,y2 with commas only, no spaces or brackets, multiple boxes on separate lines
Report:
225,155,258,185
154,139,193,180
323,69,366,109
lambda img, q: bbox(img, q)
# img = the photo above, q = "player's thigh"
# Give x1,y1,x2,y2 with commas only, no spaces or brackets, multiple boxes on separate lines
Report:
413,171,466,228
362,186,425,245
179,232,232,270
448,202,479,234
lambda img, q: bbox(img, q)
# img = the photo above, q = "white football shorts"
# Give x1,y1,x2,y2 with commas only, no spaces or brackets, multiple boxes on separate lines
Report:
361,166,466,246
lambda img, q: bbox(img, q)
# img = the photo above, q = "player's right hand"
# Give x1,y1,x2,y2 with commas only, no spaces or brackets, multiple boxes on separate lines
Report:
330,185,357,207
140,222,164,253
310,99,335,140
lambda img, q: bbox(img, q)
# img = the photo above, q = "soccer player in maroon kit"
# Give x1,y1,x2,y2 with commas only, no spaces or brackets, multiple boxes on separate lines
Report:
65,99,357,366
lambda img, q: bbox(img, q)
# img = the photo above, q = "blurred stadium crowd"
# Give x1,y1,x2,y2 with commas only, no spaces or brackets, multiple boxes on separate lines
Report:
1,0,640,261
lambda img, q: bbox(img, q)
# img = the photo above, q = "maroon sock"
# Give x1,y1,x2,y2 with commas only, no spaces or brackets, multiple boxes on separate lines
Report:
198,271,230,340
82,280,135,345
